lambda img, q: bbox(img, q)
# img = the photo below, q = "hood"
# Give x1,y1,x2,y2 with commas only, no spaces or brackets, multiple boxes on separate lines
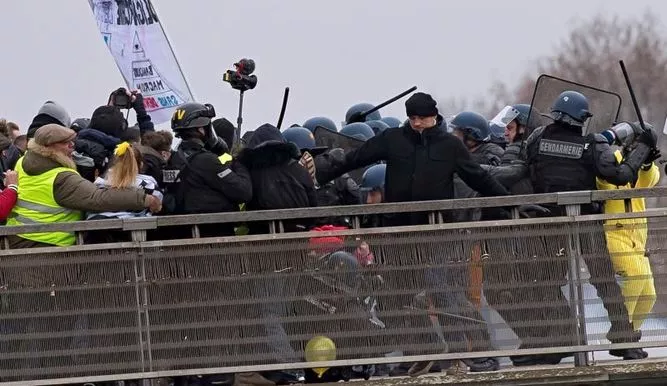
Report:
238,123,300,168
137,144,166,163
27,114,65,139
22,140,77,176
78,128,121,150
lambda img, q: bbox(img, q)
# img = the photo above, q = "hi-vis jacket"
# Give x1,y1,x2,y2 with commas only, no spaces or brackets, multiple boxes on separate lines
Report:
596,151,660,260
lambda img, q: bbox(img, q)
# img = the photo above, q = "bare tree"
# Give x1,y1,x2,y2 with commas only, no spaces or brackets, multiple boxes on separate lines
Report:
508,12,667,129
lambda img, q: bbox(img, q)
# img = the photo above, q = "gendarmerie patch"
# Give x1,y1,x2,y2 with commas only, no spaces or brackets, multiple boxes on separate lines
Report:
538,139,584,159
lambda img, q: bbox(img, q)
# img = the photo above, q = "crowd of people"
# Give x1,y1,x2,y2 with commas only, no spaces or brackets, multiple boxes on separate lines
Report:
0,85,662,385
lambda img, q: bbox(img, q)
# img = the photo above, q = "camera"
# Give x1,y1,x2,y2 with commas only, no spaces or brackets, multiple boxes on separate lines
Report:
110,87,133,109
223,59,258,92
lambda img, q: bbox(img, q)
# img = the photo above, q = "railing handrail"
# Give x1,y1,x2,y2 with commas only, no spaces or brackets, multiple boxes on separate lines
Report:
0,186,665,237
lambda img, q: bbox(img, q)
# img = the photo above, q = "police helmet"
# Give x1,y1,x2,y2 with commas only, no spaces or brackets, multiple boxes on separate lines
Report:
360,164,386,191
340,122,375,141
380,116,402,128
71,118,91,132
365,120,390,135
171,102,216,133
323,251,360,289
550,91,592,127
282,126,328,155
345,103,382,124
303,116,337,133
488,123,507,146
449,111,491,142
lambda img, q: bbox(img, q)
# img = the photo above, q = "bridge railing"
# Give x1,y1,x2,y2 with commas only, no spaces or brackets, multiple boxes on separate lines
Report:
1,187,667,385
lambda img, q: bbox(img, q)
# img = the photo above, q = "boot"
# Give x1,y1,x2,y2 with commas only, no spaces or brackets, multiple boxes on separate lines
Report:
607,329,648,360
463,357,500,372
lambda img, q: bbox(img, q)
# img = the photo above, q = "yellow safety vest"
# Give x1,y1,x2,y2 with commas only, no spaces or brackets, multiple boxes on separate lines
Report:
6,157,83,246
218,152,248,235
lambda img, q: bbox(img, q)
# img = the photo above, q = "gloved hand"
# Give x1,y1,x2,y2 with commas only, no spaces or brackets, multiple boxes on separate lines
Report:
299,151,317,184
643,148,662,168
518,204,551,218
131,91,146,113
637,126,658,148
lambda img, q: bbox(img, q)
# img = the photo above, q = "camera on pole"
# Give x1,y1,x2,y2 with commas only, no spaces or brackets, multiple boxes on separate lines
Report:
222,58,257,147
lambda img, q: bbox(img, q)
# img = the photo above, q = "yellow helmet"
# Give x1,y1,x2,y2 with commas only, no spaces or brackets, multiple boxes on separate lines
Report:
305,336,336,378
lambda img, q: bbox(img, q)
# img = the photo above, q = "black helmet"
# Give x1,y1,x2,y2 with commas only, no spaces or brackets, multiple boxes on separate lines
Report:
512,103,544,131
550,91,592,127
171,102,216,133
303,116,337,133
449,111,491,142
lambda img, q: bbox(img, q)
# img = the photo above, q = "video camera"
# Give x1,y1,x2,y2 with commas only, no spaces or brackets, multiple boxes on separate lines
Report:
223,59,258,92
109,87,137,109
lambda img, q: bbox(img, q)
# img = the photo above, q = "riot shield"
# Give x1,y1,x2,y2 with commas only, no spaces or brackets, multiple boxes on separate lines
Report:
313,126,369,184
527,75,622,135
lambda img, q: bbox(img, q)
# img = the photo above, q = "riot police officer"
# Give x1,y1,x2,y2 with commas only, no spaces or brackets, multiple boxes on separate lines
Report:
512,90,658,365
283,126,361,208
449,111,505,166
162,102,252,235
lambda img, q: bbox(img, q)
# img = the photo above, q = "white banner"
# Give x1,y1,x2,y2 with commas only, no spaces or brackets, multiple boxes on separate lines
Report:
88,0,194,124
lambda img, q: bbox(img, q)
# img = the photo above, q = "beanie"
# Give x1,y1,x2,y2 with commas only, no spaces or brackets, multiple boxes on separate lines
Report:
212,118,236,149
405,92,438,117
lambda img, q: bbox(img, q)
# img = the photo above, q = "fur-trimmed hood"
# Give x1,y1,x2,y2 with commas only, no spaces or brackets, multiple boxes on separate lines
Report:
22,139,77,174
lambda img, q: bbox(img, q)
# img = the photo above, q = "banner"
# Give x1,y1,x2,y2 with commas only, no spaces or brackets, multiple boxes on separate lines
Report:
88,0,195,124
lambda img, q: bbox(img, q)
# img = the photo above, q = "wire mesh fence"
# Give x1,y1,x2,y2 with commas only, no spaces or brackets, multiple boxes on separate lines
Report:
1,208,666,383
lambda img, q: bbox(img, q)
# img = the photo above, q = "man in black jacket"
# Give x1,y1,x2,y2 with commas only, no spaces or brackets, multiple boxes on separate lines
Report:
317,92,508,226
318,93,508,374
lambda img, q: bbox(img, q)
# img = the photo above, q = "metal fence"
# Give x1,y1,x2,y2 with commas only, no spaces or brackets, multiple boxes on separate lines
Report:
1,188,667,385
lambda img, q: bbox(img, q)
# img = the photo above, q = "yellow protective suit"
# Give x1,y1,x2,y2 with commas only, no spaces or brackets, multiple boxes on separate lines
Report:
596,151,659,331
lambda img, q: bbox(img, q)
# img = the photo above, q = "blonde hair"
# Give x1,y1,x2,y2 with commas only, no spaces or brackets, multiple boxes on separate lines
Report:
107,142,141,188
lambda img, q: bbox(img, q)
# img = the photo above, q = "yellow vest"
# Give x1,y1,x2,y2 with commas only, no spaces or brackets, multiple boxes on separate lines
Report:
6,157,83,246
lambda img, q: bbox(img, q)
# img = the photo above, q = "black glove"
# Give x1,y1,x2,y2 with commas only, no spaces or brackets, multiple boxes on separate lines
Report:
637,126,658,148
643,148,661,170
518,204,551,218
131,92,147,114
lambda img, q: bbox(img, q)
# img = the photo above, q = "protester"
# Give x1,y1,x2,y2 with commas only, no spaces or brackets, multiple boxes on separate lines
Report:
26,101,71,139
6,124,161,248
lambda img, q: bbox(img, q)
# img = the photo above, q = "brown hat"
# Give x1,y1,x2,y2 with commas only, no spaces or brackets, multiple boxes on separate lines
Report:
34,124,76,146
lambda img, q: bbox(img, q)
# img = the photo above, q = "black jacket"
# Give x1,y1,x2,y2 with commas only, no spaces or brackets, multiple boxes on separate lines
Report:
138,145,166,187
238,124,317,211
317,117,509,225
168,138,252,214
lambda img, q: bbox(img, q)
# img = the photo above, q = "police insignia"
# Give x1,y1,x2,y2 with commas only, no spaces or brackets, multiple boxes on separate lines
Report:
538,139,584,159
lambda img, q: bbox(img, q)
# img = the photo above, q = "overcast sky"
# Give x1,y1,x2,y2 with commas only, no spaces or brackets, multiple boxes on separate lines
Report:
0,0,664,133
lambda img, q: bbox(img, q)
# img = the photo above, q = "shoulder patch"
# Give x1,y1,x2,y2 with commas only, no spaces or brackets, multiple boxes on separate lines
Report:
538,139,584,159
163,169,180,184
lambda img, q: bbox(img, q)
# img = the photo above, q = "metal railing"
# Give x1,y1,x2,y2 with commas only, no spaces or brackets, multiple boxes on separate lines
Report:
0,187,666,385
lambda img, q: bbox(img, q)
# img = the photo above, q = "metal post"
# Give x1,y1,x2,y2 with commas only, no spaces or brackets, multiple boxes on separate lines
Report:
236,90,245,148
352,216,361,229
278,220,285,233
192,224,201,239
565,203,589,366
269,221,276,234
